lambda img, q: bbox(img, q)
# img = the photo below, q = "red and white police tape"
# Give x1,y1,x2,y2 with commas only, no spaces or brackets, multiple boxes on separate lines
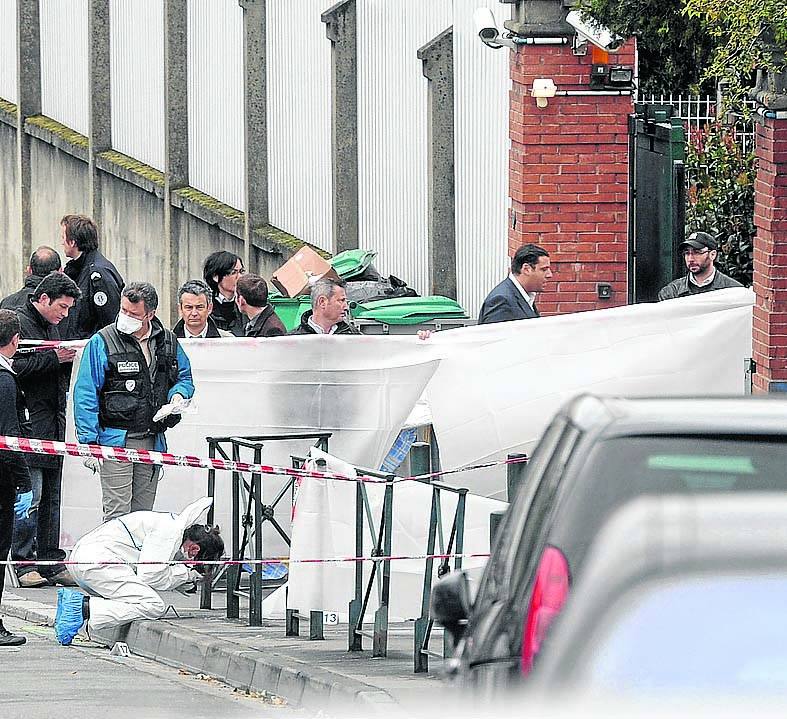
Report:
0,434,526,485
0,553,490,567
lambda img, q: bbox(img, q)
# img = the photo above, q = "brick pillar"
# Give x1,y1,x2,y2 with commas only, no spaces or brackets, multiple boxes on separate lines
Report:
752,115,787,393
509,42,634,314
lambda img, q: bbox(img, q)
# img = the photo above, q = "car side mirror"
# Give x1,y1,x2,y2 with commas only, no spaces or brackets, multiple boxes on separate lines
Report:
431,570,471,643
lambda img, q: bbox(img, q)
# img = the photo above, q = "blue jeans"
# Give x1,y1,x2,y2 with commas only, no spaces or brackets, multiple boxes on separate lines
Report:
11,465,66,578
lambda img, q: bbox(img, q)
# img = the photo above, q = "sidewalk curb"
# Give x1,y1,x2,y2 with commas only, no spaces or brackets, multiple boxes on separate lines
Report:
1,594,398,713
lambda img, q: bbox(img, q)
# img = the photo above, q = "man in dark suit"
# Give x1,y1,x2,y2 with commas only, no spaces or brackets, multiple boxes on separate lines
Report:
478,244,552,325
236,274,286,338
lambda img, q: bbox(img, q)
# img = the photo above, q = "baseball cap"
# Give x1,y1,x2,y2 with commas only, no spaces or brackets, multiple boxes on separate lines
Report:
679,231,717,252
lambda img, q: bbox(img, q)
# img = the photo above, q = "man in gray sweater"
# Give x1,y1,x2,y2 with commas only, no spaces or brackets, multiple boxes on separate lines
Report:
658,232,743,301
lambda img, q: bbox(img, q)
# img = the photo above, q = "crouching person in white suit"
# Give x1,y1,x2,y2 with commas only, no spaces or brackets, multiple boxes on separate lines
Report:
54,497,223,645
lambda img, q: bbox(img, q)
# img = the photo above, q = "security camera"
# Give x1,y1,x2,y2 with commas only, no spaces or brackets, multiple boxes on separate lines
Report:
565,10,624,53
473,7,515,50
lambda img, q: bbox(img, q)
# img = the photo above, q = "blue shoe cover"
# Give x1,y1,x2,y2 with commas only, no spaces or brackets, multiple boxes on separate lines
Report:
54,588,85,645
242,561,288,580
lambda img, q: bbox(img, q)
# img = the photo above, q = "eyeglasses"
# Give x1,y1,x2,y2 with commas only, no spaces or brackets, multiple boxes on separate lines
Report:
682,248,710,257
227,268,245,276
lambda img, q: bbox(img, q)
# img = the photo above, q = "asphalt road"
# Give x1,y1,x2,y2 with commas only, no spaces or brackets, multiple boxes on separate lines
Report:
0,615,299,719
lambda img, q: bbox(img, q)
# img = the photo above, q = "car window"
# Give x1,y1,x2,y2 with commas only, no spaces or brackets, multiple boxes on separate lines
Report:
507,424,581,592
472,417,569,610
550,437,787,573
578,573,787,695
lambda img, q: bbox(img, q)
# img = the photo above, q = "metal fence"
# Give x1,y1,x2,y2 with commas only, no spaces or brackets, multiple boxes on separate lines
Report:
40,0,89,135
0,1,17,103
637,92,757,155
110,0,166,170
187,0,245,211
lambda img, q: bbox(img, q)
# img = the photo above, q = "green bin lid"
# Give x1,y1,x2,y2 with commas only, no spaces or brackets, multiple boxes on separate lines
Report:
330,249,379,280
269,293,312,331
351,296,467,325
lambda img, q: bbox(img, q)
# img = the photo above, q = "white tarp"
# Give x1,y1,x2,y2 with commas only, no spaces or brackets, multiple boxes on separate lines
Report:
60,289,754,544
425,288,755,499
285,449,506,621
61,335,441,547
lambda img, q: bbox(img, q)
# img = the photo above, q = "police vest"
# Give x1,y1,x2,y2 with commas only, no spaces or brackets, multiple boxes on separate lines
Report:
97,324,181,435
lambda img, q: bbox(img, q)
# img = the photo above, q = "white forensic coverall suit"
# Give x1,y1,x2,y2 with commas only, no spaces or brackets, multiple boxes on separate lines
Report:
70,497,213,630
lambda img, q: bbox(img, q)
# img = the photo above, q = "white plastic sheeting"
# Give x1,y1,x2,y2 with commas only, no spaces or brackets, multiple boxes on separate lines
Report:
60,291,753,550
40,0,89,135
187,0,244,210
267,0,332,250
426,288,755,499
110,0,165,169
287,449,506,621
61,334,440,545
454,0,511,317
0,0,17,103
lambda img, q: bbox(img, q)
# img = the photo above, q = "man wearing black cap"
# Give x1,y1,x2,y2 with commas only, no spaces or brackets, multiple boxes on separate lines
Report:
657,231,743,301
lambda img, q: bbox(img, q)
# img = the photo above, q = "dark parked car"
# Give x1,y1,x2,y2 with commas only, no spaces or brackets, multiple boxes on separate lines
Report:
533,493,787,698
433,395,787,691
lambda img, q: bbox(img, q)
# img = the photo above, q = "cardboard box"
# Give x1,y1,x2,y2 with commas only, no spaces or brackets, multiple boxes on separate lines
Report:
271,246,340,297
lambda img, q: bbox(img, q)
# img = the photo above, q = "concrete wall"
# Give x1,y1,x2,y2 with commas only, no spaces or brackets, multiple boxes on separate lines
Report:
0,119,23,284
30,133,90,249
0,109,298,323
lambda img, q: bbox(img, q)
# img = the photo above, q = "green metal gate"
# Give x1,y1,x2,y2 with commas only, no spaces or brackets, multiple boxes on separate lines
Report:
628,104,687,303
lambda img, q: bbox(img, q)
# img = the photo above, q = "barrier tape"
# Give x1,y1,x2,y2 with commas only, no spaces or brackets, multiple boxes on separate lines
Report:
0,435,527,485
0,552,490,567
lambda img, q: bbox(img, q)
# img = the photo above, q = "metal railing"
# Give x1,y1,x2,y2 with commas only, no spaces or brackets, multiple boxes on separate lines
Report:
201,432,331,625
637,92,757,155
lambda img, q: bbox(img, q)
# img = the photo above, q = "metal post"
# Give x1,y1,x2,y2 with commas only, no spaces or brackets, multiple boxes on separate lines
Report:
308,458,327,641
414,484,439,673
453,489,467,571
285,608,299,636
409,442,431,481
372,481,393,658
309,611,324,641
506,453,528,501
226,442,241,619
445,488,468,660
201,439,217,610
348,480,363,651
249,444,263,626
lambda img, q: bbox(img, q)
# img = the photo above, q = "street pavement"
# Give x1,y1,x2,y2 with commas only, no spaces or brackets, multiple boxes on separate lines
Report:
0,614,296,719
1,584,445,715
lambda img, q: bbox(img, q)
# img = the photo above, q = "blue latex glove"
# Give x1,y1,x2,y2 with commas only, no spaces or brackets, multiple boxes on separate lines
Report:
14,490,33,520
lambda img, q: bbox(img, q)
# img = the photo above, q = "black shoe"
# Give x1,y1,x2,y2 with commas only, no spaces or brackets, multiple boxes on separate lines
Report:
0,625,26,647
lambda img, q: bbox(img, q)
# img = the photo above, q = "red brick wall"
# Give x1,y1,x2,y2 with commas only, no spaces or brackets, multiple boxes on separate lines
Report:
509,41,635,315
752,116,787,393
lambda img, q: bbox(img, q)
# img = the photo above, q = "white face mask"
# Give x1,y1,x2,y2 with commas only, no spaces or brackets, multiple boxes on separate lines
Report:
116,312,144,335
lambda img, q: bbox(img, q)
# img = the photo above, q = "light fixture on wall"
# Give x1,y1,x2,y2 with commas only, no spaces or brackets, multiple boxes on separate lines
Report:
531,78,557,108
